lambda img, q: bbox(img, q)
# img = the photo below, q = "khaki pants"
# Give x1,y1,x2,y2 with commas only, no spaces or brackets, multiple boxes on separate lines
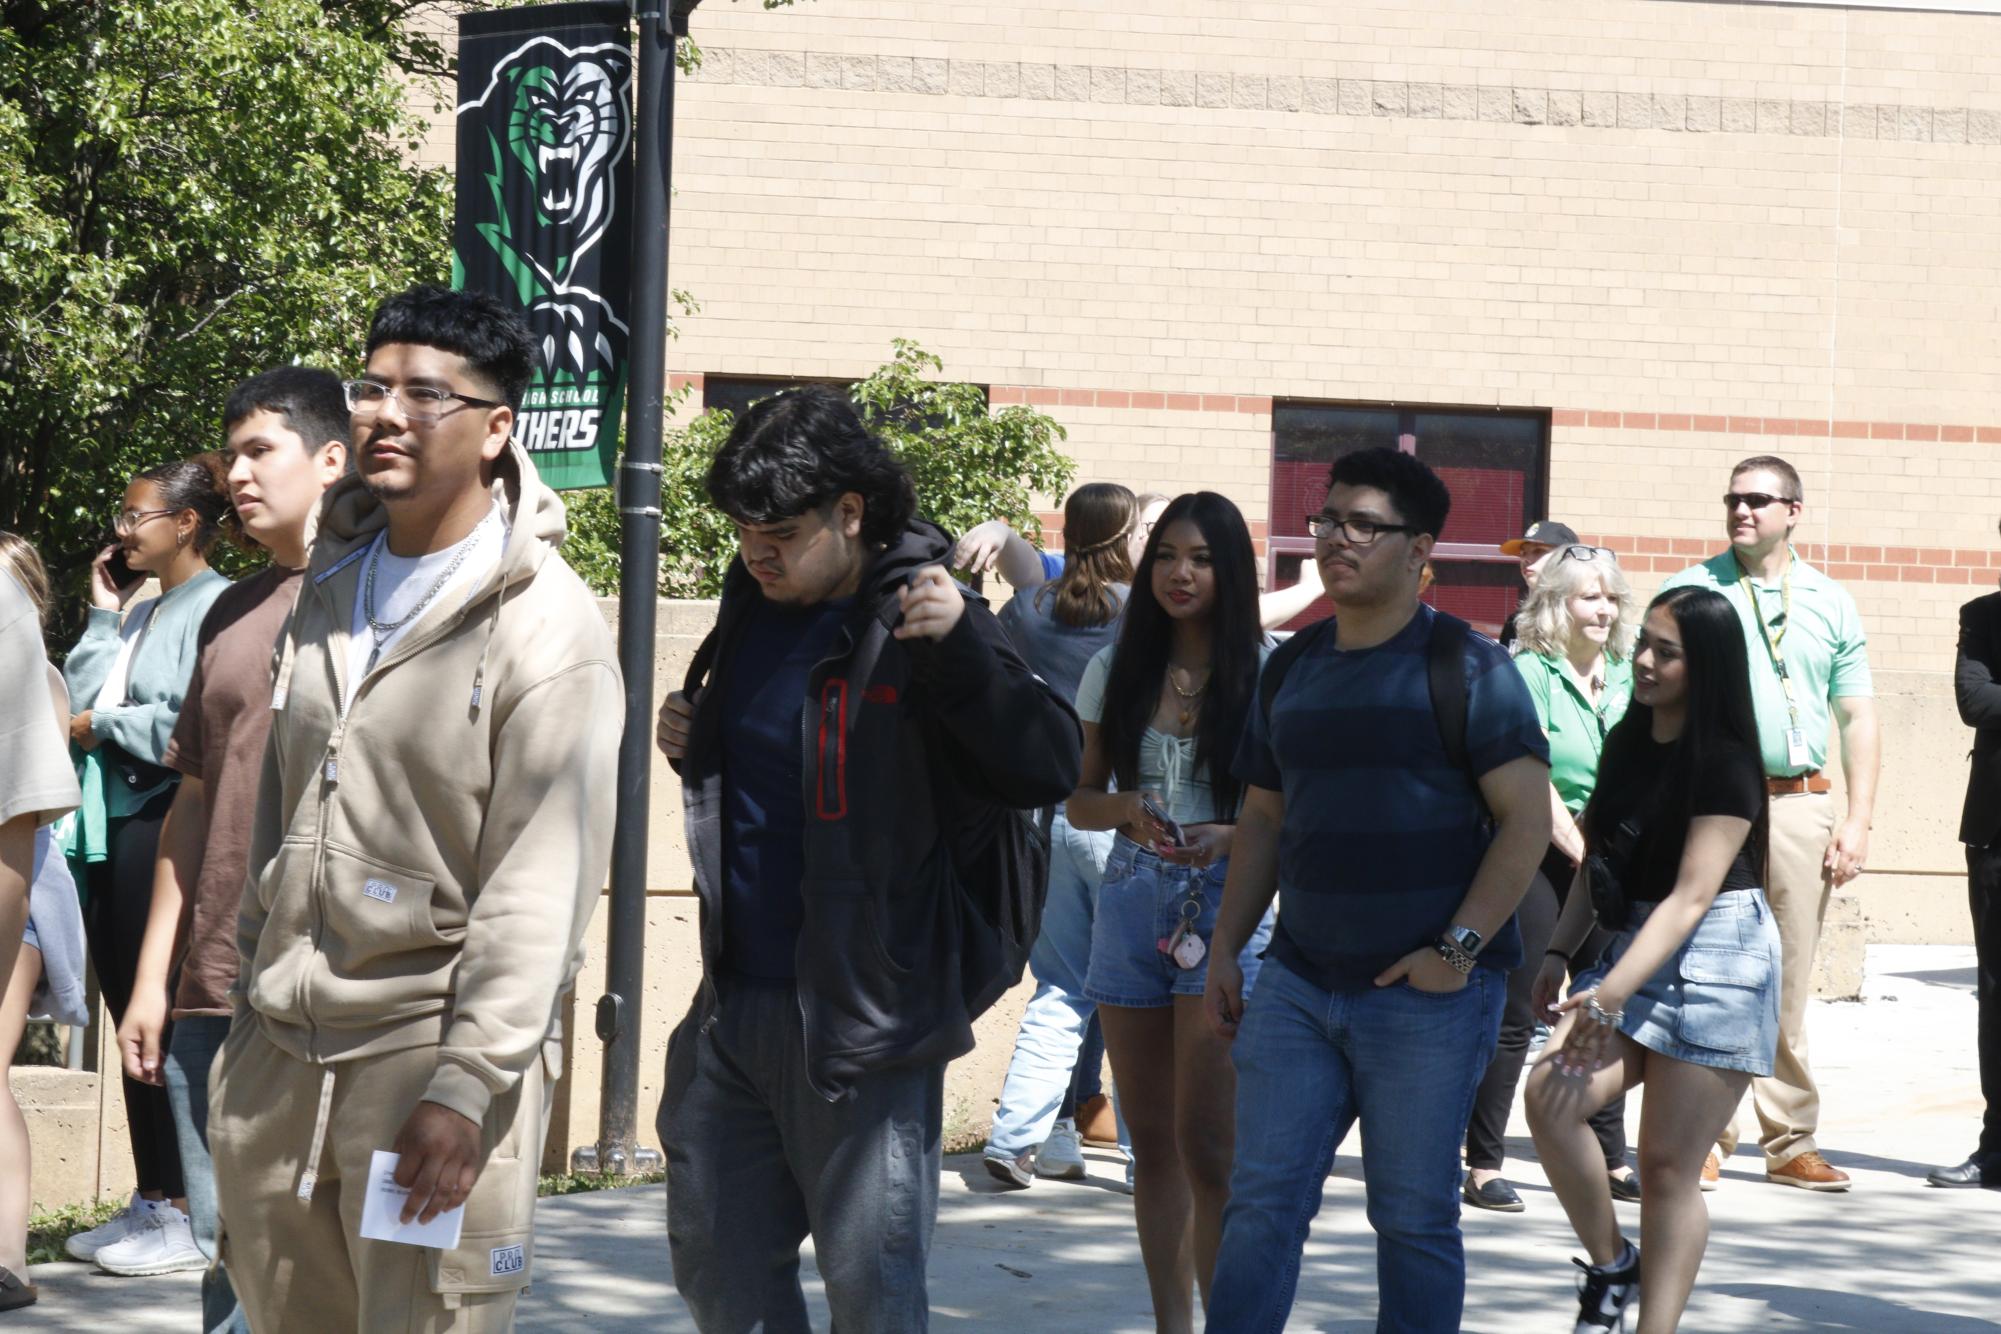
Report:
1718,790,1837,1167
209,1023,544,1333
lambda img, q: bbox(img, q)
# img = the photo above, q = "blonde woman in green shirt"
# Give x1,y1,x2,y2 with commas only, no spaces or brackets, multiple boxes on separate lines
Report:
1463,545,1640,1213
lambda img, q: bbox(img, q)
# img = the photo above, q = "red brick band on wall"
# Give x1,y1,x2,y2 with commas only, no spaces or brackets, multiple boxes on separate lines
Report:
675,372,2000,580
1579,538,2001,586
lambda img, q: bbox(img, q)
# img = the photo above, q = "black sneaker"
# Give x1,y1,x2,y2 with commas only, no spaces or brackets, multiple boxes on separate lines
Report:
1572,1242,1639,1332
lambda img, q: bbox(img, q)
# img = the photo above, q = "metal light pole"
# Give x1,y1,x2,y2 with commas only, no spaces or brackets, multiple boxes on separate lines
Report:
581,0,697,1178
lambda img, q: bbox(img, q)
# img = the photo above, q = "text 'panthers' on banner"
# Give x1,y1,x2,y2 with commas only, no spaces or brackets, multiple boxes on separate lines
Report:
453,2,634,491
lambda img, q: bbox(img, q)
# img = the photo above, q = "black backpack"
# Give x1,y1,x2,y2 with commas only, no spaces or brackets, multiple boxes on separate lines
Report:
921,718,1054,1022
1259,610,1478,792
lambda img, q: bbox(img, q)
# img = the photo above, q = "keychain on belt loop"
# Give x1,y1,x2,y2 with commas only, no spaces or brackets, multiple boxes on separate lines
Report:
1159,884,1207,970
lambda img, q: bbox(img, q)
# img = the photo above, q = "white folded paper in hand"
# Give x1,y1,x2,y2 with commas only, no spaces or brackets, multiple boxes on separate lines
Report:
358,1149,465,1250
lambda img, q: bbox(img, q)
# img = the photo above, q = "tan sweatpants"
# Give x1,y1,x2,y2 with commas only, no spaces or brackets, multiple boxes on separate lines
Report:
209,1022,545,1334
1718,790,1837,1167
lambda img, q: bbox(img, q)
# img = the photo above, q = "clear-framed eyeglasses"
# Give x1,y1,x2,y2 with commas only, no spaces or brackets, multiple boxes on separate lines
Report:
113,507,179,535
342,379,505,424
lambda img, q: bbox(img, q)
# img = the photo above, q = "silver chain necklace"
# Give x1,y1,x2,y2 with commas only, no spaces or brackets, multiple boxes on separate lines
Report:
362,508,495,673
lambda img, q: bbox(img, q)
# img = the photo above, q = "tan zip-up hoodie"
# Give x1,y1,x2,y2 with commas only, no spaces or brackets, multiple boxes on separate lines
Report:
235,440,621,1126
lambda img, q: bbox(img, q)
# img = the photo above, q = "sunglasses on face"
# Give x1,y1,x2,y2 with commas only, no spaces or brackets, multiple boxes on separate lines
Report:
1723,492,1796,512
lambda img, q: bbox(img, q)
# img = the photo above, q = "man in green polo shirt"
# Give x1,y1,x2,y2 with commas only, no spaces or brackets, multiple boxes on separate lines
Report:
1661,454,1879,1193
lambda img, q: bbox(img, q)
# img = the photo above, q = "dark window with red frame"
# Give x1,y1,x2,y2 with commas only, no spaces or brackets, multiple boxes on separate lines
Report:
1269,402,1549,637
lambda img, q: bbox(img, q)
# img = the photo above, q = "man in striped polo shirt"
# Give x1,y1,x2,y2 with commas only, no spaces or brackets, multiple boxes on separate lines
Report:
1203,447,1553,1333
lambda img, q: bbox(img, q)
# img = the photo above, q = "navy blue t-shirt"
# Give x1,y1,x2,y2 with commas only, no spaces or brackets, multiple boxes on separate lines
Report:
719,594,853,979
1234,605,1550,992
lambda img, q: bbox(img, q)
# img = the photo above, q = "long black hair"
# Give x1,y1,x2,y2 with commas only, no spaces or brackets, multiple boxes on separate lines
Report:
1099,492,1263,821
1583,585,1769,876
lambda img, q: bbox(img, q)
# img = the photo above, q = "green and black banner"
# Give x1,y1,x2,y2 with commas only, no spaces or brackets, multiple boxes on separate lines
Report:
453,2,633,491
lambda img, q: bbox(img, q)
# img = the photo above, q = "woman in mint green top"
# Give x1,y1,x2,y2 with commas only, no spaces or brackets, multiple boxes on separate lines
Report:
1464,544,1641,1211
61,457,233,1215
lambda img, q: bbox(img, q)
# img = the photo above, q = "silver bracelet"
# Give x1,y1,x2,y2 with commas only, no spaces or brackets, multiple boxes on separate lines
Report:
1584,994,1624,1029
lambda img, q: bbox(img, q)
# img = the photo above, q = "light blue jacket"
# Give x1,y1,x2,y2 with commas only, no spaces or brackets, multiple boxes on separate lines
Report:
62,568,229,817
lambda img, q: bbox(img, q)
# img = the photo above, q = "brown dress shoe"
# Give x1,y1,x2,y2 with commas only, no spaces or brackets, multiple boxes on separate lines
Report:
1767,1150,1851,1192
1700,1152,1720,1191
1076,1093,1120,1147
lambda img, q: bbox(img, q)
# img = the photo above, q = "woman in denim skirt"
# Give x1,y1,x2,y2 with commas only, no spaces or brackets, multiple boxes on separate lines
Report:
1525,586,1782,1334
1066,491,1273,1333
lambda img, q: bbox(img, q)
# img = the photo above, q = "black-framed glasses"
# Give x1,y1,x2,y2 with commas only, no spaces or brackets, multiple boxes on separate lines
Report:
1556,545,1618,564
343,379,505,423
113,507,178,535
1722,491,1796,512
1305,512,1419,546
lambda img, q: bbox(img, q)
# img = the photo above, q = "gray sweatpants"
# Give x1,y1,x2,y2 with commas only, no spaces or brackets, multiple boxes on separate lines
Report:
658,980,943,1333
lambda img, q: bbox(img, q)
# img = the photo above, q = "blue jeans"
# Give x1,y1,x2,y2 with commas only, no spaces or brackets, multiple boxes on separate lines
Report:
988,811,1130,1158
1207,958,1503,1334
162,1016,250,1334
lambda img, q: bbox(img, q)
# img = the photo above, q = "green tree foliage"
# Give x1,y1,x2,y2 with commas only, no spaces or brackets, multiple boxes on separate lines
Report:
0,0,455,580
563,341,1075,599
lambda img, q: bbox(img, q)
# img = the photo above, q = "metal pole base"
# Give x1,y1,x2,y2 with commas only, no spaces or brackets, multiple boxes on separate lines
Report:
569,1143,666,1176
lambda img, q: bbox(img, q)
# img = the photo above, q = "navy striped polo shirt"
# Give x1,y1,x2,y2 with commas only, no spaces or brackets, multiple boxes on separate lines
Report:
1234,604,1550,992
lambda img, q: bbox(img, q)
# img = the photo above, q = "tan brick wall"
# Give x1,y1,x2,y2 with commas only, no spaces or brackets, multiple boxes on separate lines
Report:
402,1,2000,931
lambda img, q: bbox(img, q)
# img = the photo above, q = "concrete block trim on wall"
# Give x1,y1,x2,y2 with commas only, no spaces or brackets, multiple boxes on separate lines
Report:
683,44,2001,147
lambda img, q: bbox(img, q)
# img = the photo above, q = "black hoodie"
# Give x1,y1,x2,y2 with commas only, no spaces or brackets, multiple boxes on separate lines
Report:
674,520,1083,1097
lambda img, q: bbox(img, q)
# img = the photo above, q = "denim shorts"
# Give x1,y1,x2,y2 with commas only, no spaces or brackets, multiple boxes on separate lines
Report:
1084,835,1274,1008
1576,889,1783,1076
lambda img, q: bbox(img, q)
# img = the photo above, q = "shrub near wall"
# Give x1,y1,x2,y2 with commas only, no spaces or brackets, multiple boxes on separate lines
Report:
564,340,1075,596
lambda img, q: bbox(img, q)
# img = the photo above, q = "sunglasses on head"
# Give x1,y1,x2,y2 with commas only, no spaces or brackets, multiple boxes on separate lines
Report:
1555,545,1617,565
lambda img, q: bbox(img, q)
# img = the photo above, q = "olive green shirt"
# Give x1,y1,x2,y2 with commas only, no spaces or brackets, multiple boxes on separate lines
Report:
1514,652,1633,813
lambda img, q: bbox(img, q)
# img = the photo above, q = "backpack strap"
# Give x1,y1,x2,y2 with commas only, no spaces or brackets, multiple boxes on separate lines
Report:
1259,617,1334,727
1426,610,1473,777
684,626,720,696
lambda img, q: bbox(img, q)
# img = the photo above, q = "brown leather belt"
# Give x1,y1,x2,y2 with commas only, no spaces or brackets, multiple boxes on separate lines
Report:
1766,771,1831,796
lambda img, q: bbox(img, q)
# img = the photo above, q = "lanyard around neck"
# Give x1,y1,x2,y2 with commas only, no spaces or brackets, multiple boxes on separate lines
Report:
1734,548,1799,721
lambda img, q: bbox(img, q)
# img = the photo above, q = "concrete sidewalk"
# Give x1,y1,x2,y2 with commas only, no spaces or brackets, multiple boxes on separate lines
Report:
20,945,1998,1331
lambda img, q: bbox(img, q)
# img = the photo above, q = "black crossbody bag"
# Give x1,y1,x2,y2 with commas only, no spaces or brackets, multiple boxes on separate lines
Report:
1584,815,1645,931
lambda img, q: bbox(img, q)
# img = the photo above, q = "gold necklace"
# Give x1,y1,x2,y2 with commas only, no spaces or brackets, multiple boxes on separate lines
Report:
1167,665,1209,727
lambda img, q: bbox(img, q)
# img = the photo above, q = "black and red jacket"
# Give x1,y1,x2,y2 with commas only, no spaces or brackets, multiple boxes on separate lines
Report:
674,520,1082,1097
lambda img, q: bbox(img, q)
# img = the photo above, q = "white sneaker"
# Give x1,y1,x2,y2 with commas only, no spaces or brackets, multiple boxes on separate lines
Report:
1035,1118,1086,1181
64,1194,152,1262
94,1204,208,1276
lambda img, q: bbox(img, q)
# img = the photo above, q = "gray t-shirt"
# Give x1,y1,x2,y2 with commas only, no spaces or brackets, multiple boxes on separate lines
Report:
996,582,1127,706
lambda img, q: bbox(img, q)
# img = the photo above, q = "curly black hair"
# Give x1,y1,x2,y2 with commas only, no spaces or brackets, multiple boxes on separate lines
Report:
1327,446,1453,539
705,386,917,549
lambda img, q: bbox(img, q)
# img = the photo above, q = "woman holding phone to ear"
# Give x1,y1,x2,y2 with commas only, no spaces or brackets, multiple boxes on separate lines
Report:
1065,491,1273,1334
60,457,231,1267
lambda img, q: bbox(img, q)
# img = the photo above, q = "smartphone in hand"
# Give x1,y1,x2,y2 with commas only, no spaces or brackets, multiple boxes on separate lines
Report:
102,534,137,589
1140,792,1187,848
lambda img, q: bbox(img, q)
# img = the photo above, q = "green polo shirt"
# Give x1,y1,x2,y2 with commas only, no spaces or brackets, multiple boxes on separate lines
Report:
1660,550,1872,777
1514,652,1633,812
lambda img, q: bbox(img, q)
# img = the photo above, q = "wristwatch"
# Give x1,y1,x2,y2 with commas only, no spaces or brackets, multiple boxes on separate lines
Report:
1435,925,1484,976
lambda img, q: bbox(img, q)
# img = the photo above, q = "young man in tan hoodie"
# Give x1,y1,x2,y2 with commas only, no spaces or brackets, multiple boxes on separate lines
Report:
209,286,621,1331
